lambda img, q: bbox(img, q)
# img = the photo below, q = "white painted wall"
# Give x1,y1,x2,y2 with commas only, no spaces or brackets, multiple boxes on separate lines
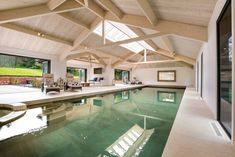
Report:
132,67,195,86
0,46,67,80
197,0,235,141
196,0,227,118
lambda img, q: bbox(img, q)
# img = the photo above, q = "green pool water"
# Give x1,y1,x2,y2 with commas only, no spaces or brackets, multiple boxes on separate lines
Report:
0,87,184,157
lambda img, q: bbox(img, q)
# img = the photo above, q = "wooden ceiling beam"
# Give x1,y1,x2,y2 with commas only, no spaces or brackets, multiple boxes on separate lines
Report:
72,17,101,49
75,0,106,18
130,60,178,65
47,0,67,10
105,13,207,42
136,0,158,25
97,0,124,19
59,17,102,60
58,12,90,30
66,50,106,66
72,32,167,54
128,26,159,51
111,53,139,68
160,36,175,54
76,0,207,42
152,49,195,65
90,53,107,66
0,23,73,46
0,0,82,24
132,56,144,70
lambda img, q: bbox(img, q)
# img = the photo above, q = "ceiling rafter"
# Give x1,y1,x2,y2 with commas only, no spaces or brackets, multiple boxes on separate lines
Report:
58,12,90,30
0,0,83,24
68,1,195,66
105,13,207,42
71,32,167,54
47,0,67,10
59,17,102,60
74,0,207,42
0,23,73,46
111,52,139,68
97,0,124,19
128,26,159,51
67,51,106,66
160,36,175,54
130,60,178,65
136,0,158,25
75,0,106,18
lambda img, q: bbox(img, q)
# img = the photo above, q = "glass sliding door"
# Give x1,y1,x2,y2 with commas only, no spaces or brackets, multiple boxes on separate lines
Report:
42,61,51,74
217,0,232,137
114,69,130,83
67,67,87,82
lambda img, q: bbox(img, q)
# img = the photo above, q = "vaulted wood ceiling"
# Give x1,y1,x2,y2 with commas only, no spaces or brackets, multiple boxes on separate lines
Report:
0,0,217,69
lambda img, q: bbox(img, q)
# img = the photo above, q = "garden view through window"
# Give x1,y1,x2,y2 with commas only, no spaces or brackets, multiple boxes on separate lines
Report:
67,67,87,82
0,54,50,77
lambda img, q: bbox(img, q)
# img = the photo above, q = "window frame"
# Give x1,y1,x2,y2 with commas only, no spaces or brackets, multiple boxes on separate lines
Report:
157,70,176,82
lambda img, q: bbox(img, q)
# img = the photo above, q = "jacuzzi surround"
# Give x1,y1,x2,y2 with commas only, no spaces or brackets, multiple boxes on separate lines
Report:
0,103,27,126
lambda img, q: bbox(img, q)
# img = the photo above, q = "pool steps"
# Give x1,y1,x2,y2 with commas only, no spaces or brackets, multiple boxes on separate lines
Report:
98,124,154,157
0,103,27,125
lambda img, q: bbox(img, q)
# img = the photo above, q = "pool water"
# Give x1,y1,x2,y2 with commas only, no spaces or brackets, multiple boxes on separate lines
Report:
0,87,184,157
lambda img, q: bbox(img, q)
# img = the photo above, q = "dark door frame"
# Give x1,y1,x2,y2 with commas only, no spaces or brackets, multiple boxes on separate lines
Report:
216,0,232,138
197,61,199,92
200,53,203,98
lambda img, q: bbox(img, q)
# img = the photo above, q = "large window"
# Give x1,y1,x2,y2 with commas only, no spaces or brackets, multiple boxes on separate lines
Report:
0,53,50,77
217,0,232,137
67,67,87,82
114,69,130,82
157,70,176,82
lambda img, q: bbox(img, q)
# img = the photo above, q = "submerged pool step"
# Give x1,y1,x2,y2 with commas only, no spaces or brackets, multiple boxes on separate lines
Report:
0,111,26,125
0,103,27,125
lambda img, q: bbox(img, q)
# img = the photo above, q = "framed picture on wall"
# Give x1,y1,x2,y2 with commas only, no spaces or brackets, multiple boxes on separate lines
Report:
157,70,176,82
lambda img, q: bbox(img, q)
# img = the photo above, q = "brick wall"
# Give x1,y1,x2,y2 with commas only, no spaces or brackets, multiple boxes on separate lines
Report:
0,77,41,85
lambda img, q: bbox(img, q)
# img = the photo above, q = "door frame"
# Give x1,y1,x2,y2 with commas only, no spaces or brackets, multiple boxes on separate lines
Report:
216,0,232,138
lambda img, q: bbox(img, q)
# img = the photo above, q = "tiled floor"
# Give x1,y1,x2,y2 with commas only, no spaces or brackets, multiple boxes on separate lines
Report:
162,88,235,157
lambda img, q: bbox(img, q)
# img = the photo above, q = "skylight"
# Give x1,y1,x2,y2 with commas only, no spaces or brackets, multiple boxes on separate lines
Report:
93,20,155,53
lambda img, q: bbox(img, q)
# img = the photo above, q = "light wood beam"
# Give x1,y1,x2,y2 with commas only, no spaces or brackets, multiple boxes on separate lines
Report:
0,23,73,46
47,0,66,10
75,58,100,64
132,56,144,70
59,17,102,60
97,0,124,19
67,51,106,66
72,32,167,54
136,0,158,25
58,12,90,30
75,0,105,18
112,53,139,67
74,0,207,42
72,17,101,49
152,49,195,65
90,53,107,66
130,60,178,65
160,36,175,54
174,54,195,65
0,0,83,24
128,26,158,51
105,13,207,42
